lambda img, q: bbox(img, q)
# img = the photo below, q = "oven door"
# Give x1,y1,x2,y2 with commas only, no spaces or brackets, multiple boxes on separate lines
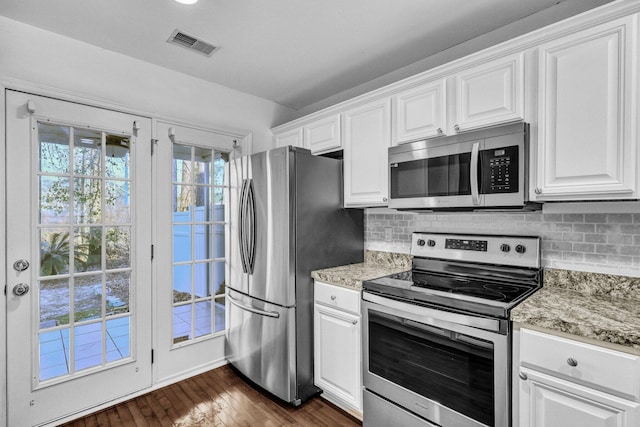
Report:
362,292,510,427
388,139,481,209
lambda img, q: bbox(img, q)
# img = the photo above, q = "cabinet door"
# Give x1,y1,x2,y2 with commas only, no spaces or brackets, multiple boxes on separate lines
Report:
343,99,391,207
274,127,305,149
305,115,341,154
519,367,640,427
535,15,638,200
393,79,446,144
454,52,524,132
314,303,362,412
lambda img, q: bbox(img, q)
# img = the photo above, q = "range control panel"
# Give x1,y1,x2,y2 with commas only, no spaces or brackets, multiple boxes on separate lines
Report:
412,232,540,268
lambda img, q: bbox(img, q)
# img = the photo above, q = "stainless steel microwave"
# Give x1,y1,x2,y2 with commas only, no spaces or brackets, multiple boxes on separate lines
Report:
388,122,540,211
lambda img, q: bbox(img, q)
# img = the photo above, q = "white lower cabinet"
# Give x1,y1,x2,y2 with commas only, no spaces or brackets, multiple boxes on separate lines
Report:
518,329,640,427
313,281,362,416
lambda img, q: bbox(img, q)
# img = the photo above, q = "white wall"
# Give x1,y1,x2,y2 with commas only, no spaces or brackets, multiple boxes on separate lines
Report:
0,16,293,153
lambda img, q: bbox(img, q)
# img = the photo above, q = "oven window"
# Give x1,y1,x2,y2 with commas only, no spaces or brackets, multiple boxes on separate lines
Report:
368,310,494,426
390,153,471,199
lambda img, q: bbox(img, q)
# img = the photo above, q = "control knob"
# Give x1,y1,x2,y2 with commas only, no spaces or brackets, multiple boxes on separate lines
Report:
417,239,426,246
515,244,526,254
427,239,436,247
500,244,511,253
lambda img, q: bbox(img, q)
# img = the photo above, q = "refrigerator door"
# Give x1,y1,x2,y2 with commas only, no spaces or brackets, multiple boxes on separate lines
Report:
229,147,295,307
225,288,297,402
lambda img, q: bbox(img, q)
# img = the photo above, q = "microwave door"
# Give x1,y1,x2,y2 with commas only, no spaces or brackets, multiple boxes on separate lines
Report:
389,140,481,209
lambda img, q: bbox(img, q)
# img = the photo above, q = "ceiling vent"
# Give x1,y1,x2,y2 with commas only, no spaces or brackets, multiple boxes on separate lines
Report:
167,29,218,57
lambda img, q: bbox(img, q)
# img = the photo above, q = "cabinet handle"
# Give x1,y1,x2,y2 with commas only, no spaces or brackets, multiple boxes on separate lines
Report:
567,358,578,367
519,371,528,381
534,187,542,195
382,197,388,203
454,124,460,132
437,128,443,134
330,295,337,301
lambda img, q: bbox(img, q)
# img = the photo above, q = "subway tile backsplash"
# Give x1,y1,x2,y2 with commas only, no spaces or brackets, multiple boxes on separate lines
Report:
365,210,640,277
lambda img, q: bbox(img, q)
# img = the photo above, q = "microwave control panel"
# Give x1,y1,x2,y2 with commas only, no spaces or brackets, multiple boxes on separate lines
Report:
480,145,519,193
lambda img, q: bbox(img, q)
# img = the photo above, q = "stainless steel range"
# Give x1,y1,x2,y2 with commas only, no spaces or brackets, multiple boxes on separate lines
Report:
362,232,542,427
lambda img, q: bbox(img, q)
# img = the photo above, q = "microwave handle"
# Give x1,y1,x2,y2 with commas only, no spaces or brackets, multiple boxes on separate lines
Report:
470,142,480,205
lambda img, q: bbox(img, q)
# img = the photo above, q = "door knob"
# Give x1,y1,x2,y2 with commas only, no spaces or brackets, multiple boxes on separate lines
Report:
13,259,29,272
13,283,30,296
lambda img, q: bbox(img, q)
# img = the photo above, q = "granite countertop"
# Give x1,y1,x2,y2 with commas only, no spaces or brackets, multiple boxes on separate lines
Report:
311,250,412,290
512,269,640,354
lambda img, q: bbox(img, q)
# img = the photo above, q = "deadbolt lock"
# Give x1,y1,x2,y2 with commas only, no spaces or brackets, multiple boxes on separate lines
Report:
13,283,30,297
13,259,30,272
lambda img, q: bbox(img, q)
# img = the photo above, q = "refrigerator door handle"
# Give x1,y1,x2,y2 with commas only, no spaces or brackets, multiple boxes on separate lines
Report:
245,179,256,274
228,293,280,318
238,179,249,273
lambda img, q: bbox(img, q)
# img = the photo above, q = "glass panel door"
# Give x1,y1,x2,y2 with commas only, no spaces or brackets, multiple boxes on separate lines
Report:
6,91,152,427
153,122,237,383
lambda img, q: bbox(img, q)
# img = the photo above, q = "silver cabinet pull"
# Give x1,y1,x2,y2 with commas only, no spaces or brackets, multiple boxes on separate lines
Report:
519,371,528,381
330,295,337,300
13,283,30,296
437,128,443,134
567,358,578,367
382,197,388,203
454,124,460,132
534,187,542,195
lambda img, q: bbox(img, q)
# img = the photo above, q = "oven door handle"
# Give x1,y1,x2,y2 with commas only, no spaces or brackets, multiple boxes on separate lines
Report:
470,141,480,205
363,291,503,333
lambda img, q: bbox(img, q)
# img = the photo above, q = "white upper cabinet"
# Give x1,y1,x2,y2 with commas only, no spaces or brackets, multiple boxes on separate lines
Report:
533,14,639,200
343,98,391,207
392,79,446,144
274,127,305,149
392,53,523,145
453,52,524,132
305,114,341,154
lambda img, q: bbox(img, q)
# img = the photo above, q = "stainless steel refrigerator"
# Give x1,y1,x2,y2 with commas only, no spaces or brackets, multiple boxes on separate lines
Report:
225,146,363,405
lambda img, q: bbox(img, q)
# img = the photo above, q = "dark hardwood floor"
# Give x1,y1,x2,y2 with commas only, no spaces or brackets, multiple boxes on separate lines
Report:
59,364,362,426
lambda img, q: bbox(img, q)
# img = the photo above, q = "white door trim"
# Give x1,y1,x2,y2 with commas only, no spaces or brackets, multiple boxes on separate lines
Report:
1,85,8,427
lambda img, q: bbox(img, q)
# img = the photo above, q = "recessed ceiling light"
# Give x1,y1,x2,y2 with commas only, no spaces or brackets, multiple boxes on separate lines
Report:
175,0,198,4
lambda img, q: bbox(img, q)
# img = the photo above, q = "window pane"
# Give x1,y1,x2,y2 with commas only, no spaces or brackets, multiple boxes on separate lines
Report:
106,227,130,269
213,151,229,186
74,178,102,224
173,265,192,303
74,322,103,371
214,223,225,258
173,225,192,262
106,317,130,362
194,300,212,338
173,144,192,183
195,186,210,221
73,129,102,176
173,304,192,344
74,227,102,273
39,123,70,174
40,228,71,276
214,261,225,296
40,176,70,224
105,135,130,178
213,187,225,221
105,180,130,224
194,263,212,298
40,278,70,327
194,147,212,184
195,224,211,261
173,185,192,222
74,274,103,322
214,297,225,333
106,271,130,316
40,328,70,381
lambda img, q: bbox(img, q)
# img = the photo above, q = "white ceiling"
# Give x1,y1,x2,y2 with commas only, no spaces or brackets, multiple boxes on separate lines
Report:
0,0,612,111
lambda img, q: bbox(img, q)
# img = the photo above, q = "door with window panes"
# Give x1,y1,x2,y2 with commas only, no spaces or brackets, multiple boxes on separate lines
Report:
153,122,236,382
5,91,152,426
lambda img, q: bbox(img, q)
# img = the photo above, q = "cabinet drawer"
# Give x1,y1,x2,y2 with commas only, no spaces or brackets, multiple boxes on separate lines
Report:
520,329,640,400
315,281,360,315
